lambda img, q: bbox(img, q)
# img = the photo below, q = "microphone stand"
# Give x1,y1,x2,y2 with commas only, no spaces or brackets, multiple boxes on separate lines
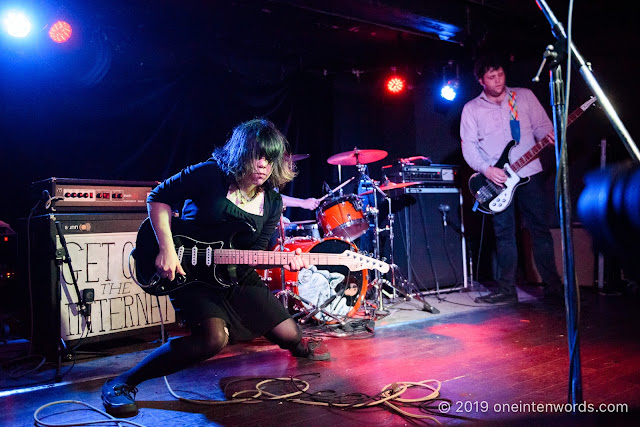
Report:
533,0,640,406
533,33,583,408
439,205,477,290
360,168,439,314
536,0,639,163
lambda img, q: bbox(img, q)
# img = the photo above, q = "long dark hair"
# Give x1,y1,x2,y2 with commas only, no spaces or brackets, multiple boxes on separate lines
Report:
212,118,296,189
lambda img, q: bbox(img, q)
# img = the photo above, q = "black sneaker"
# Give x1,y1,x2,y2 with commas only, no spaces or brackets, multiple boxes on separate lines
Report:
475,290,518,304
101,379,139,417
294,338,331,361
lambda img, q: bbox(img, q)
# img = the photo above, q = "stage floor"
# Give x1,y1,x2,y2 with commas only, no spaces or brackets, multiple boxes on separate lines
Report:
1,284,639,426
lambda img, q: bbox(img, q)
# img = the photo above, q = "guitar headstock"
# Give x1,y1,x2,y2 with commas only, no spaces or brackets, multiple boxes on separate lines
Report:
339,250,390,273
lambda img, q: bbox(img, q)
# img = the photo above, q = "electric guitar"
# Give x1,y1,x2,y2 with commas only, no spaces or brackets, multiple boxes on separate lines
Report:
132,217,389,296
468,96,597,214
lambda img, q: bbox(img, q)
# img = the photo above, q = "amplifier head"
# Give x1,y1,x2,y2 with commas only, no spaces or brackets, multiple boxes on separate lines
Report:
31,177,158,213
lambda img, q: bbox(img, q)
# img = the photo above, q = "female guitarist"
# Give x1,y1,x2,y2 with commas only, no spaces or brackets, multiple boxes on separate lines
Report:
102,118,329,417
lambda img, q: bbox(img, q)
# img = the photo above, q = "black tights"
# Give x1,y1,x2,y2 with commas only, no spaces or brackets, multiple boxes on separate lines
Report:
115,317,303,387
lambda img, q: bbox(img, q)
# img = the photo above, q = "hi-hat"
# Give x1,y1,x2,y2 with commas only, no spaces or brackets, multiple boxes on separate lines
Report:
327,148,388,166
287,154,310,162
358,181,421,196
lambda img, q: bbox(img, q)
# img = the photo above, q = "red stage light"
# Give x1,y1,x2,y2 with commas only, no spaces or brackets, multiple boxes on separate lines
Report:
49,21,72,43
386,76,405,94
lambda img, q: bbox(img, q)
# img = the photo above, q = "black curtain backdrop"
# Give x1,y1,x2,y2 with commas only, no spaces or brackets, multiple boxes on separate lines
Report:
1,0,637,286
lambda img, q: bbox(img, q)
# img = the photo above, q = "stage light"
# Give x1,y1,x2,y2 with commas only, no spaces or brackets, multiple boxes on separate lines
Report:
440,60,460,102
3,10,32,38
386,76,405,94
49,20,72,43
385,67,406,95
440,80,459,101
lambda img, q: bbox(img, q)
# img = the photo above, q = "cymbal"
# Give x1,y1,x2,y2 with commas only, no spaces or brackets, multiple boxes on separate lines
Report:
327,148,388,166
287,154,310,162
358,181,421,196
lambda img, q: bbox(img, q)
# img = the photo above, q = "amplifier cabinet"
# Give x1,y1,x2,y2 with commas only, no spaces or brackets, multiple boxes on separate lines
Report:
392,188,468,291
24,213,175,360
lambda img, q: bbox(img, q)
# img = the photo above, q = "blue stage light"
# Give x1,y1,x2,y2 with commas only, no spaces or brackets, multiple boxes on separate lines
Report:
440,80,459,101
3,10,32,38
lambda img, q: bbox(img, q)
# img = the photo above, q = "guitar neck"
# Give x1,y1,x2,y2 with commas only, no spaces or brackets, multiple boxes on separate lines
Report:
510,97,596,174
510,136,553,173
214,249,343,267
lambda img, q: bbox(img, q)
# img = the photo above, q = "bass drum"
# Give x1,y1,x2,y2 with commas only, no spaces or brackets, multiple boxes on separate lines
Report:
258,237,368,320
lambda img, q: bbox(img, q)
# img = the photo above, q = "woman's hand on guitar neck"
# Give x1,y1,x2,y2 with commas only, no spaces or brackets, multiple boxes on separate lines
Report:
283,247,309,272
484,166,508,186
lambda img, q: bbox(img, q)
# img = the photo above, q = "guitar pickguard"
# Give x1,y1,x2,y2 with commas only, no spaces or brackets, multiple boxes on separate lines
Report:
488,164,520,213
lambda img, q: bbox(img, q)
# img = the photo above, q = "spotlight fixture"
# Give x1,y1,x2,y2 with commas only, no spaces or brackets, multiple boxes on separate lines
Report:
385,66,406,95
441,80,459,101
3,10,32,38
386,76,405,94
49,21,72,43
440,60,460,102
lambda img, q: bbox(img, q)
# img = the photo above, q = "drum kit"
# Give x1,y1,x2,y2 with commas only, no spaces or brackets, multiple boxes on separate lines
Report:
259,147,437,328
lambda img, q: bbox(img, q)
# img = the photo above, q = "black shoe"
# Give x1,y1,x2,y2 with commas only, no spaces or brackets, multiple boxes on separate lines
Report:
102,380,138,417
475,290,518,304
293,338,331,361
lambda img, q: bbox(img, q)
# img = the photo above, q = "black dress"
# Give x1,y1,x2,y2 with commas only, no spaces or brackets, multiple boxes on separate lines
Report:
147,159,290,341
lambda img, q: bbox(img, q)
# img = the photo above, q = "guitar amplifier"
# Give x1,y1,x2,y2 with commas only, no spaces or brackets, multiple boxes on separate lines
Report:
31,177,158,212
20,213,175,361
382,164,459,187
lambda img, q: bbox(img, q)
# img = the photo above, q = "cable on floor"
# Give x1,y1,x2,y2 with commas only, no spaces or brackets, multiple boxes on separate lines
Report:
164,373,446,424
33,399,149,427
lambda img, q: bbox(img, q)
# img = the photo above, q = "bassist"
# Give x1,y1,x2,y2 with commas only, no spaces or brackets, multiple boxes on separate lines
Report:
460,54,563,304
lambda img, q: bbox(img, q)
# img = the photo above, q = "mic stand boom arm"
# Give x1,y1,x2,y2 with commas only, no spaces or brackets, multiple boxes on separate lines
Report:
536,0,640,163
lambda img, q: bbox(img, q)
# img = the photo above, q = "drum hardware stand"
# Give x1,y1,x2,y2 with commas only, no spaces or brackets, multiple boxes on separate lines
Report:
319,176,355,203
273,216,347,326
293,288,348,326
357,167,439,314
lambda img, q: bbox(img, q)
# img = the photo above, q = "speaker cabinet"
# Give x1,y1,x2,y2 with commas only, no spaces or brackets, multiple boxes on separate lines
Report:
21,213,175,361
392,188,468,291
522,225,596,287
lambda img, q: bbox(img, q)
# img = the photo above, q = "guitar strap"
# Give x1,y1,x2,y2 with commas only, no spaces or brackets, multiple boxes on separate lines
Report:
508,90,521,143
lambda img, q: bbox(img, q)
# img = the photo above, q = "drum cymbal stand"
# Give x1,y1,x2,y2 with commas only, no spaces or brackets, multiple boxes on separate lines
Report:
361,174,439,314
273,215,295,309
292,289,347,326
356,165,389,309
272,216,346,326
387,197,440,314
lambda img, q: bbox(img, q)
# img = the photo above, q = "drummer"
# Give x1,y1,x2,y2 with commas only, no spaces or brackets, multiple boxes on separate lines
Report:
282,195,319,211
269,195,320,248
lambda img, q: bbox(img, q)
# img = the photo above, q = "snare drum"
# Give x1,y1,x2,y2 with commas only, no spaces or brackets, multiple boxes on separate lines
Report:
257,237,368,320
316,194,369,241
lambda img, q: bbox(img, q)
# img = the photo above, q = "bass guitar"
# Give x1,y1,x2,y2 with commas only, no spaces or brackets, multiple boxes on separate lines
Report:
468,96,597,214
132,217,389,296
